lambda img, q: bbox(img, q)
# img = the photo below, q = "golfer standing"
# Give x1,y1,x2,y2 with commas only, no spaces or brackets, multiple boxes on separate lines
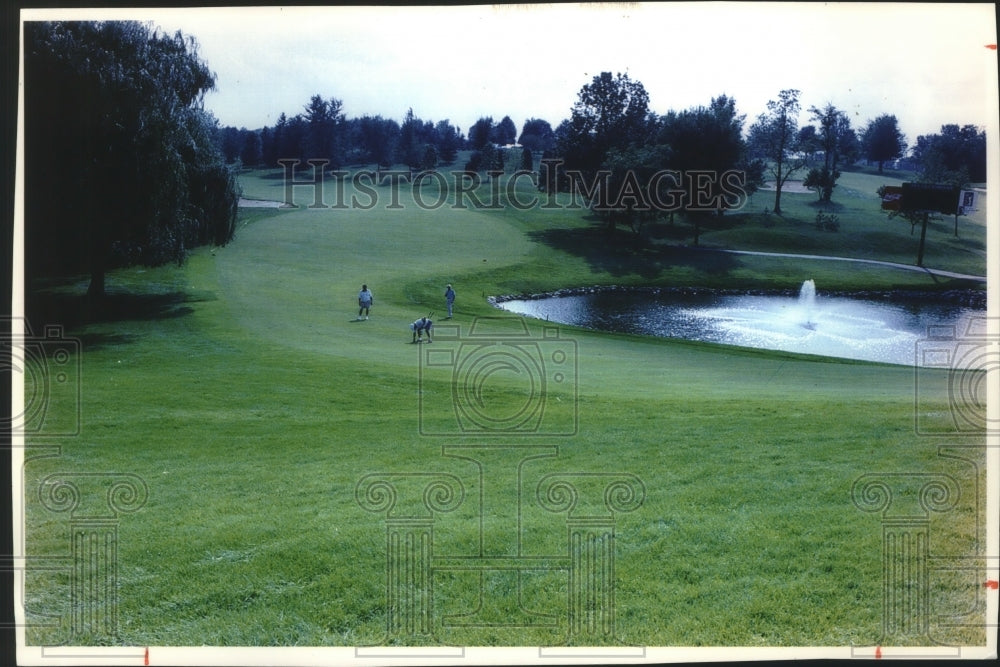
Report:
358,284,373,320
444,284,456,319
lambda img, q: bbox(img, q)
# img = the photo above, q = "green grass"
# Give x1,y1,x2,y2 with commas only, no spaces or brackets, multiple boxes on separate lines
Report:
21,166,988,647
695,170,987,277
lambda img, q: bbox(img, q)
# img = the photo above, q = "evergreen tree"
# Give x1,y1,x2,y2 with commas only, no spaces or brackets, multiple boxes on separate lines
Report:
519,146,533,172
862,114,907,173
468,116,495,150
434,120,462,165
492,115,517,145
398,108,425,169
241,130,263,167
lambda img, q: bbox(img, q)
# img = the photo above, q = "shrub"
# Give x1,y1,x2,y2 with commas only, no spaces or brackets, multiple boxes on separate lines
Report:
814,211,840,232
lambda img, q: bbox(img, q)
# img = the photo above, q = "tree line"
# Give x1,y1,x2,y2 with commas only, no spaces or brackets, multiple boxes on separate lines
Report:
224,72,985,235
218,105,558,174
544,76,985,230
24,19,987,300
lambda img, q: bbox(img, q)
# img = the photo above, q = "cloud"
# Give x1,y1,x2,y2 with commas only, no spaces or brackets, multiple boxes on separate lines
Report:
26,3,997,140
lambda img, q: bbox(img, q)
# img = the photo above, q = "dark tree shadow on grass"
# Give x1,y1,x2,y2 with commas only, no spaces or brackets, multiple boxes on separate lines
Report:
25,281,216,350
645,221,691,242
807,200,845,213
861,229,916,247
528,220,742,280
73,331,141,351
948,235,988,253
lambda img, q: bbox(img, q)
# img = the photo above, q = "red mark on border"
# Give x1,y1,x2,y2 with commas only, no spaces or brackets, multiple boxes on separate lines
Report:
985,580,999,589
144,647,149,665
875,646,882,659
986,44,997,50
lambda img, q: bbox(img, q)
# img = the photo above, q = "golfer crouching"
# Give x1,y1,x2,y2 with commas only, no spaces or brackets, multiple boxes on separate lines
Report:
410,316,433,343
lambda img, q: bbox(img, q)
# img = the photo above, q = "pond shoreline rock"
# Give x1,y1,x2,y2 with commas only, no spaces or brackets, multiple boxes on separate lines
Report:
488,285,987,310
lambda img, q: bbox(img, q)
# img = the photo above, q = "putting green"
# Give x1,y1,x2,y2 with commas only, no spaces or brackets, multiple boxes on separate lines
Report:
211,200,533,360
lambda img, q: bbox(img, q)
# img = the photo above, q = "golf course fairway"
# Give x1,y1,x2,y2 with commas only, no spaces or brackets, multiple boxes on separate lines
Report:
21,166,989,649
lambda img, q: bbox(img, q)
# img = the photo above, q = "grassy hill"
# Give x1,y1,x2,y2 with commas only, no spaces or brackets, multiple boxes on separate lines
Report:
21,166,987,648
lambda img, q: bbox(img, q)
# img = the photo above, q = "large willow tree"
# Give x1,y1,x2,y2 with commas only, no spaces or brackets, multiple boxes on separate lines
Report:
24,21,239,298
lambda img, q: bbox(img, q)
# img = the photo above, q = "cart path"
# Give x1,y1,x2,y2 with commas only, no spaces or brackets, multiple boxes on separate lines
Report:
704,247,986,282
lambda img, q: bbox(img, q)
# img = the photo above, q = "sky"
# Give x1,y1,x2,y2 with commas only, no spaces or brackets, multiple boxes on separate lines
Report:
22,3,1000,145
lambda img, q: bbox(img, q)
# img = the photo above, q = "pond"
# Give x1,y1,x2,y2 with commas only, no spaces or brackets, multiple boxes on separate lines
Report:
494,281,987,367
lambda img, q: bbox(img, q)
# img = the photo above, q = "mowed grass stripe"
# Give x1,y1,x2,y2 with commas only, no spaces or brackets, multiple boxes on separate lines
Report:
21,166,985,647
